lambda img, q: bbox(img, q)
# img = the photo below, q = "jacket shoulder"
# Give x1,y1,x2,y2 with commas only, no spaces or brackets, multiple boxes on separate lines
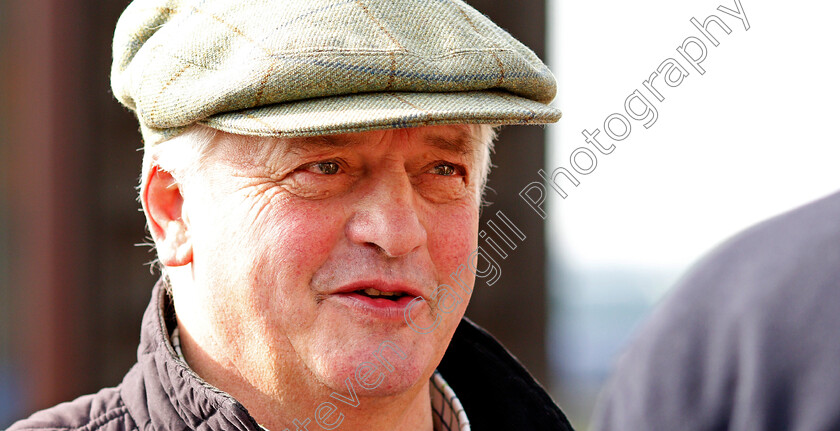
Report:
8,386,137,431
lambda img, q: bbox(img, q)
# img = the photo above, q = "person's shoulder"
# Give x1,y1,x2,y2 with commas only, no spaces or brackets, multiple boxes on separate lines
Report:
590,190,840,430
7,385,136,431
675,189,840,306
706,189,840,270
636,189,840,341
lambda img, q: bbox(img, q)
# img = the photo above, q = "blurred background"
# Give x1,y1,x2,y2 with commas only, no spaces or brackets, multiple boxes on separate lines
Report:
1,0,839,429
547,1,840,427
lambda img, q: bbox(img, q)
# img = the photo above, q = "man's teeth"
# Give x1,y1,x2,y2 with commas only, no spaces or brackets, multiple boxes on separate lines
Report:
362,288,402,297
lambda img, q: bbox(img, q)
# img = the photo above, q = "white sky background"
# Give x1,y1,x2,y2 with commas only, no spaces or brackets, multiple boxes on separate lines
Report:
546,0,840,279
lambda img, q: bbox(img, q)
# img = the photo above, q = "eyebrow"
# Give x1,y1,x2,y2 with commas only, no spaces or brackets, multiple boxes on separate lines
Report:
423,130,478,156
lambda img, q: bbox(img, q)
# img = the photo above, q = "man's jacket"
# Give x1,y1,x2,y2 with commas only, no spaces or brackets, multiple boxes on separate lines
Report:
10,281,573,430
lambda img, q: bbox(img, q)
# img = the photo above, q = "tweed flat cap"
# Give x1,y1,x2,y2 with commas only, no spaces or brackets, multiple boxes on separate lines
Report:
112,0,562,145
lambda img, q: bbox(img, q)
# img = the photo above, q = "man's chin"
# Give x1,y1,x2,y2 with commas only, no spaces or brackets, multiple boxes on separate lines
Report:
326,365,429,400
311,339,433,399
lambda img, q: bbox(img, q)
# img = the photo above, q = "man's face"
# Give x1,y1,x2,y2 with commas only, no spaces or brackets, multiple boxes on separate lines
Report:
173,125,482,397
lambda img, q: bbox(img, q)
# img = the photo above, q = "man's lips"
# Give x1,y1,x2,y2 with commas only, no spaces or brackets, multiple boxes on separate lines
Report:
330,280,425,300
327,280,427,321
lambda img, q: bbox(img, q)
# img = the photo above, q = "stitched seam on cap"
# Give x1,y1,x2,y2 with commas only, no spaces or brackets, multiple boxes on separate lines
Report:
266,47,514,58
306,58,538,82
353,0,406,51
254,62,280,106
165,47,519,71
354,0,407,90
159,54,543,85
453,3,505,87
191,5,273,56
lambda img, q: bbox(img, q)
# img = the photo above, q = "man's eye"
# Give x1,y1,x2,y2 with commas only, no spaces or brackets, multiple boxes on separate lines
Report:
430,163,457,176
307,161,340,175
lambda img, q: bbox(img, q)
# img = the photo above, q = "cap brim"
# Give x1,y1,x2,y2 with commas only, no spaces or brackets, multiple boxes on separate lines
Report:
200,90,561,138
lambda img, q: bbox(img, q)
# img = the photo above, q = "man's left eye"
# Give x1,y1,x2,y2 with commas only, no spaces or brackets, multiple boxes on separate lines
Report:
307,161,340,175
429,163,458,176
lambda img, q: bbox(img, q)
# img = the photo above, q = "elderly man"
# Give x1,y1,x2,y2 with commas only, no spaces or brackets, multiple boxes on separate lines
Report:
10,0,571,430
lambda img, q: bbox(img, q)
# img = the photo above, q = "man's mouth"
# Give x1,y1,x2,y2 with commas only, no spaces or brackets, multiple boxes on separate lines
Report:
355,288,407,301
328,281,422,321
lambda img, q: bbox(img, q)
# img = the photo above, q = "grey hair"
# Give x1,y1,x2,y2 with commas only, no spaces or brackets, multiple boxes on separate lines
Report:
140,125,219,194
471,124,498,195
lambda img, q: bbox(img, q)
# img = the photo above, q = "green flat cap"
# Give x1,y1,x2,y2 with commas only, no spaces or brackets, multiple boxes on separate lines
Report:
112,0,562,145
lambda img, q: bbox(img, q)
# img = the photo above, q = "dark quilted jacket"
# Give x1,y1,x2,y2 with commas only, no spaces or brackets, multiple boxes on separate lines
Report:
10,281,573,430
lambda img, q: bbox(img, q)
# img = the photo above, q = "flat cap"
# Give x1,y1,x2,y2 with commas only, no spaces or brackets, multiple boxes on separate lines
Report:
112,0,562,145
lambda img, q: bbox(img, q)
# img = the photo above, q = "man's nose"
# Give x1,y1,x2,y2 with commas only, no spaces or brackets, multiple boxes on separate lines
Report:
345,172,427,258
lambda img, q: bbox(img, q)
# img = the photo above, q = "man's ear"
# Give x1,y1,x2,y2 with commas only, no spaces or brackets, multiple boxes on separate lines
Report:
141,165,193,267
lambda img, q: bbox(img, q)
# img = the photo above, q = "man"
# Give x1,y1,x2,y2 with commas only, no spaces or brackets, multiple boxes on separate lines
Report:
10,0,572,430
590,190,840,431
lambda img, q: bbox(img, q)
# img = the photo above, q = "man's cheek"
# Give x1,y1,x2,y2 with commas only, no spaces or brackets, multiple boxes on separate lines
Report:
262,203,344,265
427,209,479,272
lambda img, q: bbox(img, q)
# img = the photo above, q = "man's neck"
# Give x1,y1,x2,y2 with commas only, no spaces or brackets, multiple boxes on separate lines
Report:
257,383,434,431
